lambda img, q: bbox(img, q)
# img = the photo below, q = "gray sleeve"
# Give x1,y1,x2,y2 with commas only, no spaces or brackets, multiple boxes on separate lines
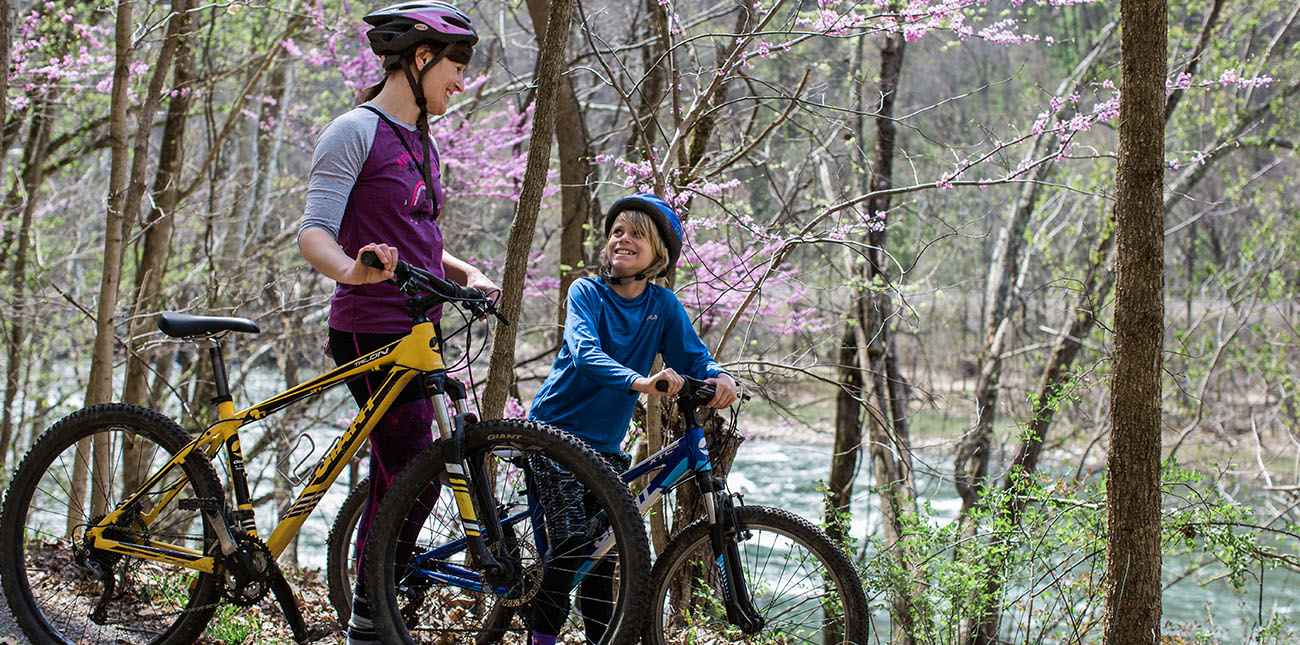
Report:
299,109,376,240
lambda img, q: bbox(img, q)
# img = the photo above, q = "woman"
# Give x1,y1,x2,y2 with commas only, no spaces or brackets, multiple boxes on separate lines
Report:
296,3,496,643
526,193,739,644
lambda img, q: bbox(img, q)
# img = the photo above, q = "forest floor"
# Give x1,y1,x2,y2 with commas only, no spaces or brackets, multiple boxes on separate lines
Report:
0,567,346,644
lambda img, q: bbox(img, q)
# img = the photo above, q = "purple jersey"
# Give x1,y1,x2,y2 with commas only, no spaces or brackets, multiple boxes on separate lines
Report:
300,104,447,333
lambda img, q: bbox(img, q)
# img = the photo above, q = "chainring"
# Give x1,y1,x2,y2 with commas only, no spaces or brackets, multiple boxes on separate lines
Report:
219,533,275,607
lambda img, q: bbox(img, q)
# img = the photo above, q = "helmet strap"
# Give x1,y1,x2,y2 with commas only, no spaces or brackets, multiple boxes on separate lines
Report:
400,45,450,114
398,45,451,219
599,263,651,286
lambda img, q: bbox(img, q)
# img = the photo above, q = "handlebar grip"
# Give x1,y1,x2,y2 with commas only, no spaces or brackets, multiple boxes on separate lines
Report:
360,250,384,270
654,380,669,393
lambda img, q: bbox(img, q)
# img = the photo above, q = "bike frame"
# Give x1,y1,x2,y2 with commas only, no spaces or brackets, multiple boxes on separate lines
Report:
404,423,716,590
86,320,486,574
400,390,762,630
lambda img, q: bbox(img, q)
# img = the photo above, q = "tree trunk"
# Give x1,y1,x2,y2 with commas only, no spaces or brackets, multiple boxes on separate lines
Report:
970,225,1115,645
481,0,575,420
523,0,594,340
622,0,666,158
73,0,137,538
76,0,190,538
968,5,1238,637
827,326,863,547
0,0,12,180
123,0,195,408
1104,0,1166,638
830,30,927,644
87,0,188,407
0,107,51,463
121,0,195,498
826,29,870,553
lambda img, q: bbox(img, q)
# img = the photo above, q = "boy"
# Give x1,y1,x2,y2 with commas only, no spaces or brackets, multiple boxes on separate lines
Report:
526,193,738,644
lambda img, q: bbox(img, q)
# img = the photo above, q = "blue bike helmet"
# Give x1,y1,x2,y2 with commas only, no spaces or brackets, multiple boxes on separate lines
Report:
602,193,683,279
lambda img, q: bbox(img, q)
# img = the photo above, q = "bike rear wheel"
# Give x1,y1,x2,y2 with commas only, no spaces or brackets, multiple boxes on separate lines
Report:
364,418,650,644
325,474,370,624
0,403,224,644
647,505,870,645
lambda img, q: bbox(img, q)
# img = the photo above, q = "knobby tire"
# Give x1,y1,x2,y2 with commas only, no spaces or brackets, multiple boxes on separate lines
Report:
363,419,650,644
0,403,224,644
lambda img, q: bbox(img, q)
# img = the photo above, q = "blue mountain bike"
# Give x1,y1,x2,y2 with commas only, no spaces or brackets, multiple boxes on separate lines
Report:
364,375,869,644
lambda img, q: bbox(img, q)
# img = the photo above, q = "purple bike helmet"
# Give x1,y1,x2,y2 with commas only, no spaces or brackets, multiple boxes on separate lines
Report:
364,1,478,71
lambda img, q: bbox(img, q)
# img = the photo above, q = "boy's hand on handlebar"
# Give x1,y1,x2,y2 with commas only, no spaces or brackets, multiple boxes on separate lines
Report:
635,368,684,396
704,373,739,409
351,244,397,284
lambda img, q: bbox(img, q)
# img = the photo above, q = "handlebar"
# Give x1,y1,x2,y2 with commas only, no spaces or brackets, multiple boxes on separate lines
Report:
360,250,509,325
653,375,718,409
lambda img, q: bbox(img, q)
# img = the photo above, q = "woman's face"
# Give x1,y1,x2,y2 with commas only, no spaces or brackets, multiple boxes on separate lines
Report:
605,216,656,278
419,55,465,116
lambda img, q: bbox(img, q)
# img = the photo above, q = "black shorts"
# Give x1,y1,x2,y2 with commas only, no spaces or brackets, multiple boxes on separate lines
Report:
528,449,631,543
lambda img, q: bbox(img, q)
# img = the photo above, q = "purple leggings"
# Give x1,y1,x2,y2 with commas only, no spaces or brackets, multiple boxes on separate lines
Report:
329,328,440,580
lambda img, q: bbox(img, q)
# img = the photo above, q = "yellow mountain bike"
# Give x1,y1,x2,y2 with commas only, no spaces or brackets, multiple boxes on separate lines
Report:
0,255,649,644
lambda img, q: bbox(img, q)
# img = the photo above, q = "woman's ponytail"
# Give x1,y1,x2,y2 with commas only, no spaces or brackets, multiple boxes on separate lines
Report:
357,76,387,104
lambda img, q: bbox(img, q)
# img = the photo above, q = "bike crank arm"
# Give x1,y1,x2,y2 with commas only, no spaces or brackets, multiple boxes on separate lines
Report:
266,555,333,643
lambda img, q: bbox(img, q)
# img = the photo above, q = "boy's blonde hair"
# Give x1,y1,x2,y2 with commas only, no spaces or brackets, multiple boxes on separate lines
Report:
605,209,670,278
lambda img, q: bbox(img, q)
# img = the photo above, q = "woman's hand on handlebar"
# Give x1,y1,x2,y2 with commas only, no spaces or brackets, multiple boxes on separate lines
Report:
461,271,501,309
704,373,739,409
348,243,397,284
462,270,498,296
633,368,684,397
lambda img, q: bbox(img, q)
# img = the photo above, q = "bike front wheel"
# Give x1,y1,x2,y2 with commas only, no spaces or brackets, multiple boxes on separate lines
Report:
0,403,224,644
647,505,870,645
364,418,651,644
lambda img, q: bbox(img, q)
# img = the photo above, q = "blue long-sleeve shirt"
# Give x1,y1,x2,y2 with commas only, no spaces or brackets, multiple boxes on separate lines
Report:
528,277,727,453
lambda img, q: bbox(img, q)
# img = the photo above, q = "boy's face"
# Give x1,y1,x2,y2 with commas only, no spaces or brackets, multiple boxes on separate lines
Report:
605,216,656,278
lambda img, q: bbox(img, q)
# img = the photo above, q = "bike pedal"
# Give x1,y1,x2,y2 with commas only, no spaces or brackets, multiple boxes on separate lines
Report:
178,497,221,511
301,624,334,643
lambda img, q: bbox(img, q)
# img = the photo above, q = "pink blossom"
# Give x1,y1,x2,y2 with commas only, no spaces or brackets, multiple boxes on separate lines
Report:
1031,112,1052,135
1091,97,1119,122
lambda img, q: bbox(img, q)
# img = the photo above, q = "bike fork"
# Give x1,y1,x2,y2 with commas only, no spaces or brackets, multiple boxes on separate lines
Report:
428,378,511,586
704,482,765,634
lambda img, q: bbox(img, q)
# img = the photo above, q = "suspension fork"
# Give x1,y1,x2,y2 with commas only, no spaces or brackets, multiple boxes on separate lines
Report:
695,458,765,634
426,373,511,585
